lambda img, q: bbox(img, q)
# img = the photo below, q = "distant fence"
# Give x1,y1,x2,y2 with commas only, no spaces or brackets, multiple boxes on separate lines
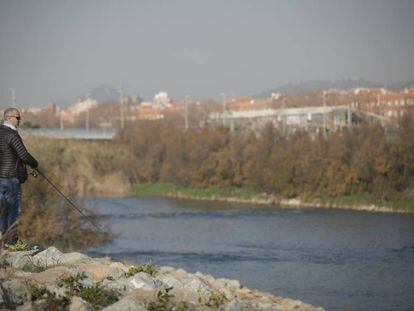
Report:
207,105,352,134
20,128,117,140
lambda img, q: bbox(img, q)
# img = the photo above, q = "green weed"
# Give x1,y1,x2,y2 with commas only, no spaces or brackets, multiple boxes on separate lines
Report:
205,290,229,308
126,261,158,277
146,286,174,311
58,272,120,310
29,283,70,310
4,240,30,251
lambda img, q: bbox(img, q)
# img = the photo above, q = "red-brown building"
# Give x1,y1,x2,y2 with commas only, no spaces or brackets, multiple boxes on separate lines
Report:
355,88,414,118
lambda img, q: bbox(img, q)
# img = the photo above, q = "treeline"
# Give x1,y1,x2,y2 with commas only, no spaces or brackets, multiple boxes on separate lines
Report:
115,113,414,205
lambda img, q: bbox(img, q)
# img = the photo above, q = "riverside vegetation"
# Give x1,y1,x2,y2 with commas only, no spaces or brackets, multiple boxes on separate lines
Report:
24,112,414,212
0,246,324,310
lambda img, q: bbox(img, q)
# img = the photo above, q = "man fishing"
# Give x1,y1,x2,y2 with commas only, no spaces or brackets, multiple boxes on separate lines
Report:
0,108,38,243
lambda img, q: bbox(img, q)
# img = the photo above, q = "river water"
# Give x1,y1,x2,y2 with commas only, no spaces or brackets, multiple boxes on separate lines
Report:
86,196,414,311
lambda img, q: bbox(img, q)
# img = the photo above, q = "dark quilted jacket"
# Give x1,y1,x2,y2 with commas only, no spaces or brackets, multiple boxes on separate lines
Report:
0,125,38,178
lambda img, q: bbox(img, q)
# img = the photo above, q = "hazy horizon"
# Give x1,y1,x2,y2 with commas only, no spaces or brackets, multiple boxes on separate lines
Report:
1,0,414,107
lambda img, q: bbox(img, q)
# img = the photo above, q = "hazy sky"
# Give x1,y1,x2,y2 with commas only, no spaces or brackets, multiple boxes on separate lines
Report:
1,0,414,107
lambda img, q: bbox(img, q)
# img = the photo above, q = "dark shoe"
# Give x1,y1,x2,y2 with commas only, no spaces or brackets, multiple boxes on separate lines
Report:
28,244,45,254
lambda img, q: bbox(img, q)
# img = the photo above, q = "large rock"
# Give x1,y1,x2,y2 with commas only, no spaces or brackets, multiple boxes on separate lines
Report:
223,300,244,311
234,288,324,311
102,289,153,311
195,271,216,285
76,258,116,281
158,266,175,274
214,278,242,291
69,296,94,311
0,278,31,308
183,274,213,301
107,262,129,279
77,260,110,281
12,271,33,278
157,271,214,304
15,300,49,311
4,249,39,269
156,273,182,290
103,272,161,294
129,272,160,290
32,246,90,267
0,285,4,308
26,266,82,285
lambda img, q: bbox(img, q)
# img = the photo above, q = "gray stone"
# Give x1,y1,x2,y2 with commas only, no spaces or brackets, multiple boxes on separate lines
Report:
158,269,218,303
32,246,64,267
32,246,89,267
15,300,50,311
107,262,129,279
61,252,90,264
256,302,282,311
15,301,32,311
27,266,76,285
156,273,183,290
102,279,130,294
157,273,213,304
215,278,242,291
12,271,33,278
31,299,49,311
102,272,161,294
171,268,188,280
102,293,148,311
0,285,4,307
222,300,244,311
158,266,175,274
69,296,94,311
109,262,129,272
128,272,160,290
5,250,38,269
195,271,216,285
182,274,213,302
0,279,31,308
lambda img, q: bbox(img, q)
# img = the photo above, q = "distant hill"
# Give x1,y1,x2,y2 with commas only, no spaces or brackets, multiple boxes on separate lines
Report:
89,84,120,103
254,78,384,99
386,79,414,92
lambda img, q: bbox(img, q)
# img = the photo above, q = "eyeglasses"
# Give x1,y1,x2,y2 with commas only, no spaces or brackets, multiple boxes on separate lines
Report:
7,116,21,121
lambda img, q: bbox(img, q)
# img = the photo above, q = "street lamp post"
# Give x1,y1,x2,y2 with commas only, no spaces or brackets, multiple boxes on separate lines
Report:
220,93,227,126
322,91,327,137
185,95,190,131
117,85,125,129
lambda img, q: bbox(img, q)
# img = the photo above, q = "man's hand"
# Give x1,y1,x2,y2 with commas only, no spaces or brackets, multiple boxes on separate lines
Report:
30,168,38,178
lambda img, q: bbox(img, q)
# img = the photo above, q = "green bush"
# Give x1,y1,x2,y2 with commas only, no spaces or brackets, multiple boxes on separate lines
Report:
58,273,120,309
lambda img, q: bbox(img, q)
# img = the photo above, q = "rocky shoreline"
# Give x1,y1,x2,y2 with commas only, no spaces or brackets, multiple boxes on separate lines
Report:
0,246,324,311
150,193,411,214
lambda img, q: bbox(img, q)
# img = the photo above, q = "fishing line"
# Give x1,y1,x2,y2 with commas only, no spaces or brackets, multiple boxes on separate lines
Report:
35,169,104,233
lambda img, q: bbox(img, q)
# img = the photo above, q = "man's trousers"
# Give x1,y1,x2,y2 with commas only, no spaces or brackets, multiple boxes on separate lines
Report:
0,177,21,243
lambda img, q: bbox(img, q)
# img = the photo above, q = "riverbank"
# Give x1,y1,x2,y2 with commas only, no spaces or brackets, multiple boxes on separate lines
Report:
0,246,324,310
130,182,414,214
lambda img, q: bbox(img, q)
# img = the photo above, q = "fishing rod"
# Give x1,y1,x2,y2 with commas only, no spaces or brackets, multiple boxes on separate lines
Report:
33,169,104,233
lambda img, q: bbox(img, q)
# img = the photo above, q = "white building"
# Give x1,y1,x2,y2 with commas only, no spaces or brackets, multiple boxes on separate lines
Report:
154,92,170,107
69,97,98,114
